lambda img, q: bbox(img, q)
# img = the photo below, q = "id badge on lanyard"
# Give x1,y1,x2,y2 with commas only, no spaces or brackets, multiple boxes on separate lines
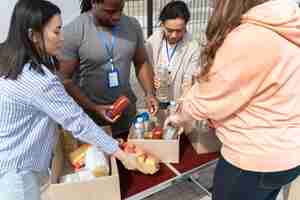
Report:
166,40,177,71
107,59,120,88
98,26,120,88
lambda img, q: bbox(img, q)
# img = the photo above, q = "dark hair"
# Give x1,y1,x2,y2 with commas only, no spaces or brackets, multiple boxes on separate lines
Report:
80,0,103,13
200,0,268,80
159,1,190,23
80,0,125,14
0,0,61,80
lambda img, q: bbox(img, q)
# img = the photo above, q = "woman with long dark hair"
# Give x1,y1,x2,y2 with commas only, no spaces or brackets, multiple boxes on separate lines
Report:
0,1,140,199
165,0,300,200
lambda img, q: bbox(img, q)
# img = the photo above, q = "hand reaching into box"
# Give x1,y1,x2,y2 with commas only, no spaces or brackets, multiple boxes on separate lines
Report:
119,142,160,175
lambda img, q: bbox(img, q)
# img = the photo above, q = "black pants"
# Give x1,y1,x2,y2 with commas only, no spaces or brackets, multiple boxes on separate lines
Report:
213,155,300,200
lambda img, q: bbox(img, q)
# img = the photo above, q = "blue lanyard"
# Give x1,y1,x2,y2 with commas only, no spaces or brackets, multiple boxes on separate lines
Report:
98,26,118,70
165,39,178,65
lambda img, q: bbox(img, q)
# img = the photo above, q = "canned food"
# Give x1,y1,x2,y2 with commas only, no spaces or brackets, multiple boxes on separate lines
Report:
106,96,130,119
152,127,163,139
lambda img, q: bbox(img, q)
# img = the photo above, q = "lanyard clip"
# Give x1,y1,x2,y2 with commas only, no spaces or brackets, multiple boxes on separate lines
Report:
110,58,114,71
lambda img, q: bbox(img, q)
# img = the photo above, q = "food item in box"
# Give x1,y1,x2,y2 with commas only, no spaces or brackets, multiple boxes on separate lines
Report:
163,125,178,140
120,142,160,175
137,112,151,131
134,146,145,156
92,166,109,177
60,169,95,183
123,143,136,153
85,146,110,177
61,130,79,156
151,115,160,127
152,127,163,139
69,144,90,168
143,131,153,139
136,153,160,175
106,96,130,120
133,117,145,139
144,155,160,175
137,154,146,164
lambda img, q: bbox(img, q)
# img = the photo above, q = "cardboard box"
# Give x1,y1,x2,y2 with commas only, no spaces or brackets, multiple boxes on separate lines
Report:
127,110,180,163
42,157,120,200
128,132,180,163
187,121,221,154
42,126,121,200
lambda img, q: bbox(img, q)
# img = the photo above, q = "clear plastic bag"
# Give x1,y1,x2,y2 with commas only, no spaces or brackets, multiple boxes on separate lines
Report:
85,146,109,177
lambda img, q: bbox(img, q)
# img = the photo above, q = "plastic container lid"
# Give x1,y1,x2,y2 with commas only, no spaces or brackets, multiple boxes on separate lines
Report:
136,117,144,123
169,101,176,107
139,112,150,121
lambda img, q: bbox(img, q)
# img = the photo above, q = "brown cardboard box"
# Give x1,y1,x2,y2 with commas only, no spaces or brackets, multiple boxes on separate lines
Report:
187,121,221,154
50,132,64,184
42,157,120,200
128,132,180,163
128,110,180,163
42,126,121,200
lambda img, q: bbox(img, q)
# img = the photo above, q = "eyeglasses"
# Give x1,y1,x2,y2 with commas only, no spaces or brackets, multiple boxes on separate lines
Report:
163,26,186,35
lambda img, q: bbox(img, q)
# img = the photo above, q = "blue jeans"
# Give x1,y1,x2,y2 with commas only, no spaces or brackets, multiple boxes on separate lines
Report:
213,156,300,200
0,169,48,200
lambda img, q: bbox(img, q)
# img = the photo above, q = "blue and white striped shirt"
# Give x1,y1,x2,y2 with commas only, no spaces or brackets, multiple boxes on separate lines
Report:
0,64,119,172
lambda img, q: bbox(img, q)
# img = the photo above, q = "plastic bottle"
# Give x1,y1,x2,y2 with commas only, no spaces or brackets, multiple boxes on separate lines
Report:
163,101,178,140
85,146,109,177
163,125,178,140
134,117,145,139
182,74,193,95
156,67,169,103
168,101,177,116
200,120,210,134
139,112,150,132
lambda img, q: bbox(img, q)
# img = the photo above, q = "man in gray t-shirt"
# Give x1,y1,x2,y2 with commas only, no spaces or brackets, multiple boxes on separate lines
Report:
59,0,158,136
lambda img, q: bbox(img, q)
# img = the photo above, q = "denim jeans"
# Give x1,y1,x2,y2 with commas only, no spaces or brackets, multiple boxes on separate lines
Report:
213,155,300,200
0,169,49,200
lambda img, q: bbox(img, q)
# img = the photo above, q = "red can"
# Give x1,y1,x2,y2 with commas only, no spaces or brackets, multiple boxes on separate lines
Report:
106,96,130,119
152,127,163,139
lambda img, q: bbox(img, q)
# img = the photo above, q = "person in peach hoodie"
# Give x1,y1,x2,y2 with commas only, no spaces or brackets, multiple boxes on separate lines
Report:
165,0,300,200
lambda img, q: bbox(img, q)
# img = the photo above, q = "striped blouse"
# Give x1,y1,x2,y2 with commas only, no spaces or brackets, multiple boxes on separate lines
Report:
0,63,119,172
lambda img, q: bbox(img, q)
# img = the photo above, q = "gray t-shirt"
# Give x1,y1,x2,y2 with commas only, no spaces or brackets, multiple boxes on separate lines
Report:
61,12,145,105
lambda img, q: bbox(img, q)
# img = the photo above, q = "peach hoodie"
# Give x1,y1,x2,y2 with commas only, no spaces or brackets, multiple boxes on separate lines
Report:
182,0,300,172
